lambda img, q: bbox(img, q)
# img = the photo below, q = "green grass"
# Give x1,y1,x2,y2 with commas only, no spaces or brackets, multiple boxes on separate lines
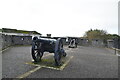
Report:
2,28,41,35
32,58,65,68
0,29,2,32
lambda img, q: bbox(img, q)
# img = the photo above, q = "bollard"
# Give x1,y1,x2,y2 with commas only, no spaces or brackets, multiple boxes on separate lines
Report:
115,48,116,55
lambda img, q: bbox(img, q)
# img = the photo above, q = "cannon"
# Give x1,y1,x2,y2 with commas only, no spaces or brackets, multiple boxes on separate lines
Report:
31,37,67,66
68,39,77,48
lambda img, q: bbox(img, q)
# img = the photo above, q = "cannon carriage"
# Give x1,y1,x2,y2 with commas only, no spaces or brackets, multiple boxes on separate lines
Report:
68,39,78,48
31,37,67,66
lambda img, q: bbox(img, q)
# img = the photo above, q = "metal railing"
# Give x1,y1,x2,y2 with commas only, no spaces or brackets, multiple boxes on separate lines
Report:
111,47,120,56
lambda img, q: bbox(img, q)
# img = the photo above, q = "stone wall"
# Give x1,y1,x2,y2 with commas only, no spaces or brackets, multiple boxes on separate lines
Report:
61,37,105,47
2,34,13,50
91,39,105,47
1,34,120,50
118,38,120,49
107,38,120,49
2,34,32,50
78,38,89,46
0,34,2,51
63,37,105,47
113,38,120,49
12,35,32,45
107,40,114,48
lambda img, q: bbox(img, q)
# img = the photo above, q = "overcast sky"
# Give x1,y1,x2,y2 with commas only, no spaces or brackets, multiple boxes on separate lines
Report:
0,0,119,37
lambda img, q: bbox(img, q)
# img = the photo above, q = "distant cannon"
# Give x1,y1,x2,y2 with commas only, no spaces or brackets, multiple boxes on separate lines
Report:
31,37,67,66
68,39,77,48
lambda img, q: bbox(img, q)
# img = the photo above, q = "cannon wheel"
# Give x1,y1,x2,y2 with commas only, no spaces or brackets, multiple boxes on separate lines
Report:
31,42,43,62
54,38,63,66
62,51,67,57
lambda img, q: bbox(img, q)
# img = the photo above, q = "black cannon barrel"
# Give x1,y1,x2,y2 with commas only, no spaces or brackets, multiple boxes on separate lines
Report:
33,37,56,43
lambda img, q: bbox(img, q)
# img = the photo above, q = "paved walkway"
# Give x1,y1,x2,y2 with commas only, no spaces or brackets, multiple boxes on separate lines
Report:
2,46,118,78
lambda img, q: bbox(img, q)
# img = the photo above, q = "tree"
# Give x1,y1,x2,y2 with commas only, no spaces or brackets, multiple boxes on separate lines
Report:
84,29,107,41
